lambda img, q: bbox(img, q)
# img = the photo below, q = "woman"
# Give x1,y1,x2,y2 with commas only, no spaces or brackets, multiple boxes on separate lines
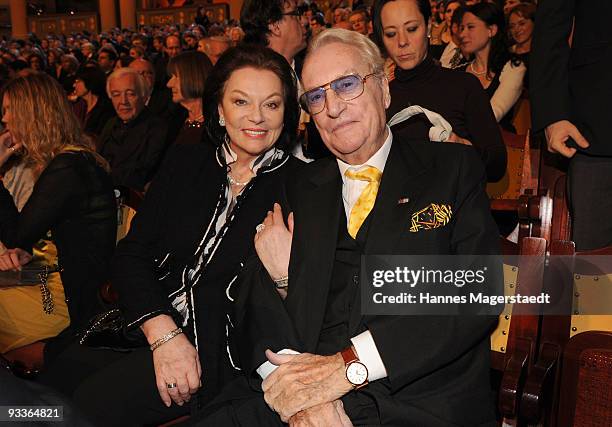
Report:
166,51,213,145
373,0,506,182
0,155,69,355
508,2,535,87
433,0,464,58
428,0,447,56
46,48,63,79
229,26,245,46
27,51,46,72
73,66,115,138
0,73,116,356
58,53,79,93
459,2,526,132
41,45,302,427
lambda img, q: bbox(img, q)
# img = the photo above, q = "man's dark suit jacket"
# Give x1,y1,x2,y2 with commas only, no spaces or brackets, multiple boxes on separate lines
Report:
98,107,168,191
531,0,612,156
231,139,503,426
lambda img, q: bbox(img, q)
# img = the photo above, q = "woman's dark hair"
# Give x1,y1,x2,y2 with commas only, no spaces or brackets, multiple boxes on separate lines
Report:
167,51,213,100
372,0,431,52
465,2,520,76
203,45,299,151
76,65,108,98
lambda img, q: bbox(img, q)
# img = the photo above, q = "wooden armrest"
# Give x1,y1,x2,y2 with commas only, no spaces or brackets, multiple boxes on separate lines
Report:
498,337,532,418
520,342,561,424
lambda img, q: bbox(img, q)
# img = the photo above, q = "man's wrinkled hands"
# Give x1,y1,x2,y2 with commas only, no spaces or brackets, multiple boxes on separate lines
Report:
254,203,293,282
262,350,353,422
289,400,354,427
545,120,589,158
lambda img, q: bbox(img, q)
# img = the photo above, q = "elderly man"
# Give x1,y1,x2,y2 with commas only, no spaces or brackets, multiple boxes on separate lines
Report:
196,29,501,426
98,68,168,192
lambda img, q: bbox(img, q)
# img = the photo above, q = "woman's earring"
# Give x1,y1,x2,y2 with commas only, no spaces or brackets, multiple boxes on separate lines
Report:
219,116,225,126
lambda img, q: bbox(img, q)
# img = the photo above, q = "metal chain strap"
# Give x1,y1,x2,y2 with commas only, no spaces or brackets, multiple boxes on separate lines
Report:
38,266,54,315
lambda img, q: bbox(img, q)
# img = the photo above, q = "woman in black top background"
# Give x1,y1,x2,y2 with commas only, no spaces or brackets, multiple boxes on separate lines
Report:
166,51,213,145
0,72,116,355
73,66,115,139
372,0,506,182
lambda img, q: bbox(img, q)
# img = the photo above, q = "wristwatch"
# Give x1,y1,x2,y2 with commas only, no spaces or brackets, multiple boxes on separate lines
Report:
341,346,369,389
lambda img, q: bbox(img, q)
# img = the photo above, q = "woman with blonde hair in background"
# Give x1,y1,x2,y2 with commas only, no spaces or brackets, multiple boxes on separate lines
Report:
0,72,116,361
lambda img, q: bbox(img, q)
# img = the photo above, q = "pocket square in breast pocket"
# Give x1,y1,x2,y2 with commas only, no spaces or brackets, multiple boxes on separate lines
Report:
410,203,452,233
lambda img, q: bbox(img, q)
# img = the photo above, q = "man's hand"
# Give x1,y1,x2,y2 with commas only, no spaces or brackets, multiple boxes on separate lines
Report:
0,248,32,271
254,203,293,282
289,400,354,427
262,350,353,422
544,120,589,158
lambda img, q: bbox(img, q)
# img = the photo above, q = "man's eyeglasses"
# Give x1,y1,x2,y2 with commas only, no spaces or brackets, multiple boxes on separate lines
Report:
300,73,379,115
282,9,302,18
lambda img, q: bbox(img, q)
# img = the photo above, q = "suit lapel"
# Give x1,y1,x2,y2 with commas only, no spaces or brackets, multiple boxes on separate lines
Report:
285,158,343,352
349,140,433,334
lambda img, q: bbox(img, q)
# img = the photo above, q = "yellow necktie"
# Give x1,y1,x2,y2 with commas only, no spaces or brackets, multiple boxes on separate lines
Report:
345,166,382,239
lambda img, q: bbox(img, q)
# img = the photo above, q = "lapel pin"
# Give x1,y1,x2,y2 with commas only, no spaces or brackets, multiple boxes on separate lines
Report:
397,197,410,205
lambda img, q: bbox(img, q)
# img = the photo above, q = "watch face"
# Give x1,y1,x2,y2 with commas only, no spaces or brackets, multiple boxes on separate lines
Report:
346,361,368,385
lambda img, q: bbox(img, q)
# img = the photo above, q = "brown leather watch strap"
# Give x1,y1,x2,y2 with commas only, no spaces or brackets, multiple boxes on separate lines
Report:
341,346,359,364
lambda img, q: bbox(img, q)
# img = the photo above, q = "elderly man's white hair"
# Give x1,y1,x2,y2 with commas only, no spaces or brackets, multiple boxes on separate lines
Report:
306,28,385,75
106,67,151,100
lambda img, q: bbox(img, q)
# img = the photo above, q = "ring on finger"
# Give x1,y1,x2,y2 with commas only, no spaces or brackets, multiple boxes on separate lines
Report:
256,223,265,233
167,382,178,389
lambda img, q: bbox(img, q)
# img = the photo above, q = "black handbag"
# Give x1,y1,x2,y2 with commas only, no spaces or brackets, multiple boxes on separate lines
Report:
79,309,147,352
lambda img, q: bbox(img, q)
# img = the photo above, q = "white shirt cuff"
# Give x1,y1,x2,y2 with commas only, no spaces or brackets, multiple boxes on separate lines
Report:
351,330,388,382
256,348,301,380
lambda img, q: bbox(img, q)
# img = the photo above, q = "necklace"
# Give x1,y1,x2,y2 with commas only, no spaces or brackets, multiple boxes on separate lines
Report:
185,114,204,128
469,61,487,76
228,173,251,186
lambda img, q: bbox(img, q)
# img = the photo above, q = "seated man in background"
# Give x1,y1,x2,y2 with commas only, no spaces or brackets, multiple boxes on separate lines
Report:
98,68,168,192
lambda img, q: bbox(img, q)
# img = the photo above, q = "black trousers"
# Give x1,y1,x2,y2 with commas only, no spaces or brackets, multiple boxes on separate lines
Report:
37,342,190,427
568,153,612,251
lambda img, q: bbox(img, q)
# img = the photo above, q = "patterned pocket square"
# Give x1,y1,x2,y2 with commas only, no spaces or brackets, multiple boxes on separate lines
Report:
410,203,452,233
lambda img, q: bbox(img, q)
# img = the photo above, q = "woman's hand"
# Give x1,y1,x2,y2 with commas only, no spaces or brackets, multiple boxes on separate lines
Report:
0,131,22,167
142,315,202,407
152,333,202,407
0,248,32,271
254,203,293,282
